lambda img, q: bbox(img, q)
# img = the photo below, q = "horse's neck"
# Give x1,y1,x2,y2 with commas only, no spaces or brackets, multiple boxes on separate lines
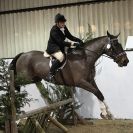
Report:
85,36,107,64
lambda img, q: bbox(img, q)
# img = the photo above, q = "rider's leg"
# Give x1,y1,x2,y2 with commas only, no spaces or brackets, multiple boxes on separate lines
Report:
52,51,64,63
47,51,64,81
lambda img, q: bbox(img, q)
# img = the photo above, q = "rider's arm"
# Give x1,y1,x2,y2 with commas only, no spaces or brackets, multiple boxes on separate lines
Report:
51,30,71,47
65,26,82,43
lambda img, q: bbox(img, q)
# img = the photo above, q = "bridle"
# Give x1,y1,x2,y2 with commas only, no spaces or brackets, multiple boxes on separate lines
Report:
104,37,127,61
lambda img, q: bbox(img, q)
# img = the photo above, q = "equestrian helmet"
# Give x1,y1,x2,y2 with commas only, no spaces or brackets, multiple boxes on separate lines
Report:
55,13,66,23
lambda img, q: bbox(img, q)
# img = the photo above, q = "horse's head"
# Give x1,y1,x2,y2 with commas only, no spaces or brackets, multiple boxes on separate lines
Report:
104,31,129,67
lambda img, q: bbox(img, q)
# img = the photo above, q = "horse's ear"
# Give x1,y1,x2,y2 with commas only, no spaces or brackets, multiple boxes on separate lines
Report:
107,30,111,37
115,32,120,38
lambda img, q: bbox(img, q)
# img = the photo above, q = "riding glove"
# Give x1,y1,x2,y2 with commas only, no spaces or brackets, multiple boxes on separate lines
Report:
73,42,80,47
79,40,84,45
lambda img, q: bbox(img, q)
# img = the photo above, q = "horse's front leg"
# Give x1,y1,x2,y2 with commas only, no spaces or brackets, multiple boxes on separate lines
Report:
78,79,114,119
91,80,114,120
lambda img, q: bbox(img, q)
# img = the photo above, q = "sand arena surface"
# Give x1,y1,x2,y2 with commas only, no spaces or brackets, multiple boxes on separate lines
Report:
48,119,133,133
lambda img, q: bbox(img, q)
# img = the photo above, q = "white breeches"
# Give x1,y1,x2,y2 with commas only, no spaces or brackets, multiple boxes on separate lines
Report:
52,51,64,62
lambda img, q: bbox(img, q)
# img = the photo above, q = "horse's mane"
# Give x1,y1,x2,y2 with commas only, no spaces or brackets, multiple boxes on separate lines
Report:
83,36,106,47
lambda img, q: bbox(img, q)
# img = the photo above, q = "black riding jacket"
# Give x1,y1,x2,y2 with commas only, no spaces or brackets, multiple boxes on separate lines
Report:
46,25,82,54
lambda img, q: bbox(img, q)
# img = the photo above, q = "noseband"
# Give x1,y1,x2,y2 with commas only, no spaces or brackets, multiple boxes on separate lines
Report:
115,51,126,59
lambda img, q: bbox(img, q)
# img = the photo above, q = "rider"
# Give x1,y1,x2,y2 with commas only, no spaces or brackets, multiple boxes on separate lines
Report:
46,13,83,81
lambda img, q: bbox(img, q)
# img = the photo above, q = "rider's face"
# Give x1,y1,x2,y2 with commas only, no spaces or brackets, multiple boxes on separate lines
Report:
57,22,65,28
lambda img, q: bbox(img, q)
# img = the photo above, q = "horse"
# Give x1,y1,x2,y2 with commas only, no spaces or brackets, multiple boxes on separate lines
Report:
9,31,129,119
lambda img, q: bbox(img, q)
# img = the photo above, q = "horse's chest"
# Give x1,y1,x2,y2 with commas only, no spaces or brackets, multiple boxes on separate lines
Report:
87,67,96,81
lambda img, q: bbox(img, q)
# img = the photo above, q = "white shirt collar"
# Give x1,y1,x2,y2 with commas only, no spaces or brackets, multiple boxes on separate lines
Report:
60,28,65,34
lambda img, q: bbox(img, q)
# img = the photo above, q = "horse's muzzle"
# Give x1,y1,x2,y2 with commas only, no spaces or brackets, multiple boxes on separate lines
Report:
118,58,129,67
123,58,129,66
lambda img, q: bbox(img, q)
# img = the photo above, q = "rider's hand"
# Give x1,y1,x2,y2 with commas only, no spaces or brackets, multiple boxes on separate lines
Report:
79,40,84,45
73,42,80,47
71,42,80,48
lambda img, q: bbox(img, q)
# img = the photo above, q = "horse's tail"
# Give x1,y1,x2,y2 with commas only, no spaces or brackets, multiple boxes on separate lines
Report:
9,52,24,75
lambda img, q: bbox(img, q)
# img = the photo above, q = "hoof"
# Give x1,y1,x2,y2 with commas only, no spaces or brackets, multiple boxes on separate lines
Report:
100,113,114,120
100,113,108,119
107,113,115,120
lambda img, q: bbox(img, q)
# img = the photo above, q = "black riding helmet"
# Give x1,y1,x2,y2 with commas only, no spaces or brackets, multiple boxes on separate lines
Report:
55,13,67,23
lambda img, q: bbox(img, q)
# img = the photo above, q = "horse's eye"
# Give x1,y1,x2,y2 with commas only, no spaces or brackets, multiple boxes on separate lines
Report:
106,44,111,49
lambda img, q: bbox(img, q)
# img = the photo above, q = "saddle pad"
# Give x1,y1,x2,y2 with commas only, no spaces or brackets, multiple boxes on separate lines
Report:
44,51,51,58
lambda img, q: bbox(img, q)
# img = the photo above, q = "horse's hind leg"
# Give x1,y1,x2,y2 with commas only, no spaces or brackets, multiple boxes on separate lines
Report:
78,79,114,119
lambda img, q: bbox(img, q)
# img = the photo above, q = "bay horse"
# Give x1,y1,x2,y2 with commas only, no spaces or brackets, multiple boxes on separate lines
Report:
10,31,129,119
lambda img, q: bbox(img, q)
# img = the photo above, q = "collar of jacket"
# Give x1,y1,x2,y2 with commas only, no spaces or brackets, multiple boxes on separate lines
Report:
54,25,66,36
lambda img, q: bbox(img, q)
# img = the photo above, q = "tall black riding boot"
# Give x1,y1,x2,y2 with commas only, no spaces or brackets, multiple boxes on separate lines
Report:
46,59,61,81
